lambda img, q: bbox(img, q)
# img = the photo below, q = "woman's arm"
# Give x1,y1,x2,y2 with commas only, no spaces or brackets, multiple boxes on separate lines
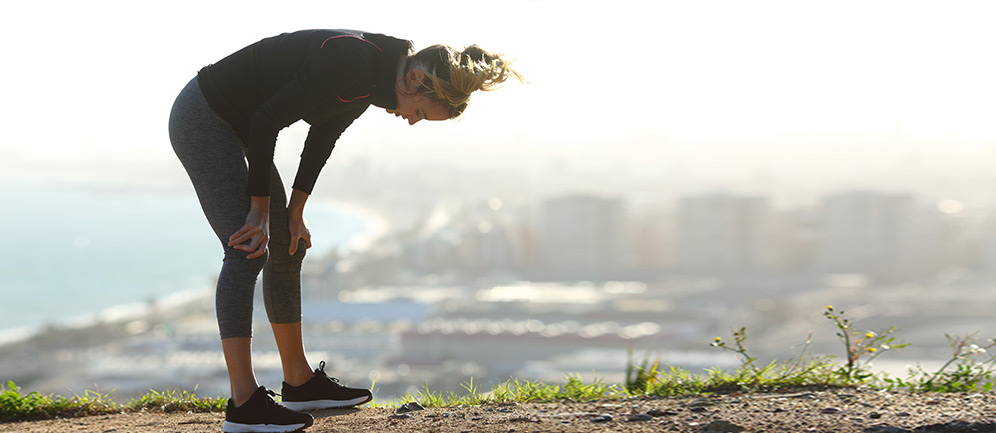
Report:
288,189,312,256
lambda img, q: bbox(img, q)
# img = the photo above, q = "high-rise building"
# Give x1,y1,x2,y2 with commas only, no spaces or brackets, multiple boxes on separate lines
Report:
817,190,938,276
674,194,773,273
539,194,626,275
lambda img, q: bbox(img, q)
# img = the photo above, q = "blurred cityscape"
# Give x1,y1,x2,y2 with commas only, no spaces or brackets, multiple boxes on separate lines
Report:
4,146,996,403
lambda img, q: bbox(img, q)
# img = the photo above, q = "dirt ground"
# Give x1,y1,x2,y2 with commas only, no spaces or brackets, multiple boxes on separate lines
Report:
2,389,996,433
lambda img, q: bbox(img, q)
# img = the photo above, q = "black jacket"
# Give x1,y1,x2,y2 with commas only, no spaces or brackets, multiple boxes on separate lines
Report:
197,29,411,196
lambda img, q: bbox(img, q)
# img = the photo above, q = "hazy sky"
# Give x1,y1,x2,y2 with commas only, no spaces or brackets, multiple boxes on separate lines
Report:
3,0,996,179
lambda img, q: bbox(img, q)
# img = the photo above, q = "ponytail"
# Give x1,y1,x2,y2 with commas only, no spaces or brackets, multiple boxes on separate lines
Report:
408,44,525,118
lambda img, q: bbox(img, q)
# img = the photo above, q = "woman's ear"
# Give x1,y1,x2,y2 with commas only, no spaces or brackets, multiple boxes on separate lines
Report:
406,69,426,90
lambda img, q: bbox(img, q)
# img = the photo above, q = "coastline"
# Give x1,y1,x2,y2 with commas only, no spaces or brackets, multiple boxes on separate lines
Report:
0,287,214,348
0,171,384,345
311,198,392,254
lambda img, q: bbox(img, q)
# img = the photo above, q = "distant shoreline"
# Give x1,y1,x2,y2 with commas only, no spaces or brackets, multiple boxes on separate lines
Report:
0,175,383,346
0,287,213,348
312,198,392,254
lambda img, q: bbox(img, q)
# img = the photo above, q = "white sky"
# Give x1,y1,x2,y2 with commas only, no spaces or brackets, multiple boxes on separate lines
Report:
2,0,996,173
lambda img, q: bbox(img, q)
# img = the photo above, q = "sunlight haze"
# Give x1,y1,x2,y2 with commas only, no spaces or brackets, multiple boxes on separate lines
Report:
2,0,995,187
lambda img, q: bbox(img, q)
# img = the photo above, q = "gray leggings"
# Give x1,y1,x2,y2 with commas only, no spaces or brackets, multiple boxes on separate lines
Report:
168,77,305,339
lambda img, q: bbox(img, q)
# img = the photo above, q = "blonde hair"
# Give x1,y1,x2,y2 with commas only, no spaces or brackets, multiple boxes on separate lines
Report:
408,44,525,118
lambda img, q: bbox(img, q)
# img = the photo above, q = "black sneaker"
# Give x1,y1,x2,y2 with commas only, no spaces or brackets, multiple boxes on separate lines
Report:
281,361,373,410
222,386,314,433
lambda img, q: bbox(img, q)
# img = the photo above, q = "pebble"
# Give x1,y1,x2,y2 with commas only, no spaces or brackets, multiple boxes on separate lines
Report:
396,402,425,413
821,407,841,414
388,414,412,420
627,414,653,422
688,398,716,408
648,409,679,417
590,414,613,423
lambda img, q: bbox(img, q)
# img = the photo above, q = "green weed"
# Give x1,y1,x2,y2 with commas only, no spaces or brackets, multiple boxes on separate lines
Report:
127,386,226,412
0,381,116,422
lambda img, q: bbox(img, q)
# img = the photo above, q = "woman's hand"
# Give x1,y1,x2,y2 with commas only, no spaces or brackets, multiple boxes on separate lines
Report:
228,197,270,259
288,189,312,256
288,213,312,256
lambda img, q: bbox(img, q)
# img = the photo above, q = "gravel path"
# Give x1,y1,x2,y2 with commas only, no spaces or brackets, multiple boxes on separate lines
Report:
3,389,995,433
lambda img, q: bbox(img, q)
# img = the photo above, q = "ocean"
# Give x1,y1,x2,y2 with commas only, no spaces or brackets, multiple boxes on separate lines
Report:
0,178,375,339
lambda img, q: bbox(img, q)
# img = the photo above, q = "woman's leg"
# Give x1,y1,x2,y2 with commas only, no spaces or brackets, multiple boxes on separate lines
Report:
220,338,258,406
272,322,315,386
260,175,374,409
258,169,314,384
168,77,266,406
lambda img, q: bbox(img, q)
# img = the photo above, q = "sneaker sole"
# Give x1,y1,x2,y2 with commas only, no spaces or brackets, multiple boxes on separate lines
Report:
222,420,310,433
282,395,372,411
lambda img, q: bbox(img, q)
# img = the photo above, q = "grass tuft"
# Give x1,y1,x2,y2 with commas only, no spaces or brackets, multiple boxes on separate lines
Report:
0,381,117,422
127,386,226,413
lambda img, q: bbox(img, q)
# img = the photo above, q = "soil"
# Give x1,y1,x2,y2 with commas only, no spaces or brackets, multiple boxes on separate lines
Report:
2,389,996,433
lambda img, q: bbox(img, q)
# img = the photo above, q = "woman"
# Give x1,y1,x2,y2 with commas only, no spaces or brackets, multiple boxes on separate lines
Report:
168,29,521,433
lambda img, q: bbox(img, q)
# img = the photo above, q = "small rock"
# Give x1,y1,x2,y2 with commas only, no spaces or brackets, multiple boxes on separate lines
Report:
590,414,613,423
870,412,883,419
688,398,715,408
628,414,653,422
648,409,679,417
702,420,746,432
896,412,912,417
690,406,708,413
821,407,841,414
396,402,425,413
926,399,943,405
388,413,412,420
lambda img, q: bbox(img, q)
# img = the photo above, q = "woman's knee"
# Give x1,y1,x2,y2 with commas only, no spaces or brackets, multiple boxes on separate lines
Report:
267,239,307,272
223,247,269,273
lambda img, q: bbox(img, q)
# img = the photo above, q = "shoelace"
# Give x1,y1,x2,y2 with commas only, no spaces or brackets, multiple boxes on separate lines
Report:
315,361,343,387
262,388,283,409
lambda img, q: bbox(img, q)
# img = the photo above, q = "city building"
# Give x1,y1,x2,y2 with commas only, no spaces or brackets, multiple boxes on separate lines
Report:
538,194,626,277
817,190,942,278
674,193,774,273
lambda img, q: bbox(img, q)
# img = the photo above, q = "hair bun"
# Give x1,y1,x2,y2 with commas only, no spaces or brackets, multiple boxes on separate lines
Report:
460,45,492,66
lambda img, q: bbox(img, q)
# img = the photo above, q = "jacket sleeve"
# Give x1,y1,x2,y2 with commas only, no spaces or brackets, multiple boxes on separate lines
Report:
292,106,368,195
245,44,371,196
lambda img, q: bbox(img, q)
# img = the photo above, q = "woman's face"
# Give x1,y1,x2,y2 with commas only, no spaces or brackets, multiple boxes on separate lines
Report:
386,69,450,125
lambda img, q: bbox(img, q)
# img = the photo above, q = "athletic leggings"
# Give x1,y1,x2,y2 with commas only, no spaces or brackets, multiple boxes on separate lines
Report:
168,77,306,339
